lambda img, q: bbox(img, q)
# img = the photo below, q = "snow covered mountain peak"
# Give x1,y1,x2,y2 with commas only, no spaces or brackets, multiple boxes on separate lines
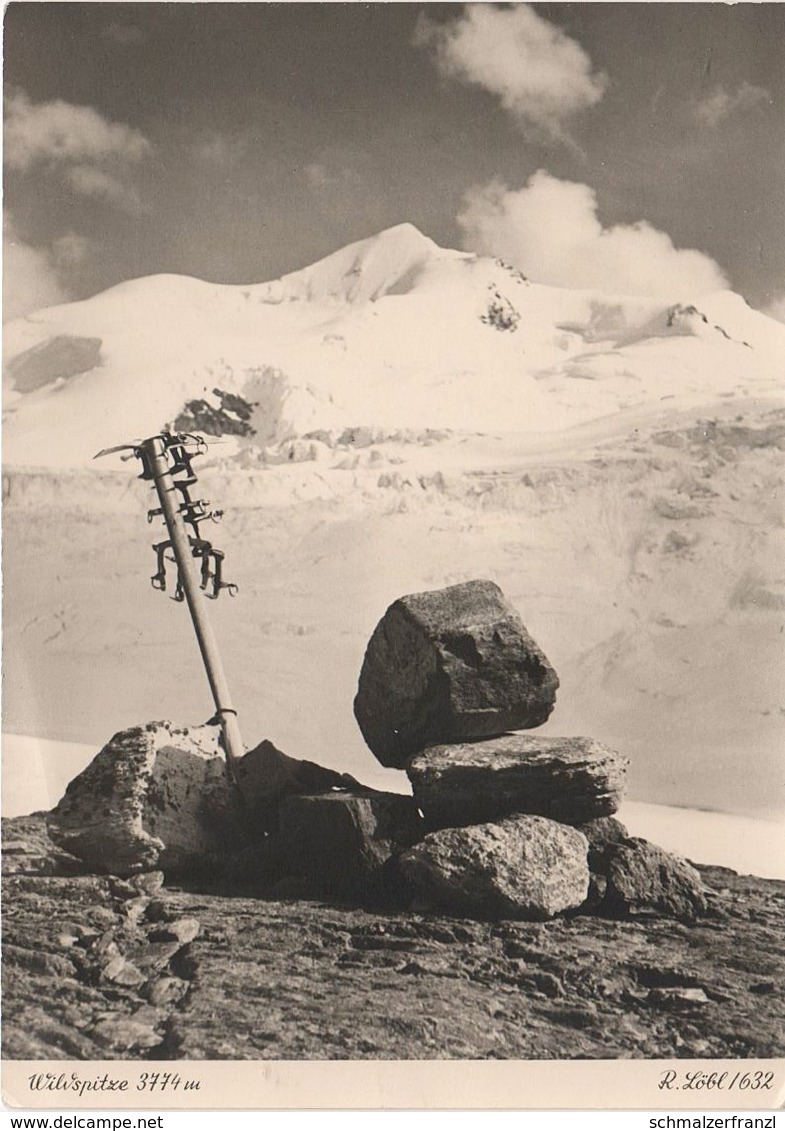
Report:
253,222,469,306
3,224,783,469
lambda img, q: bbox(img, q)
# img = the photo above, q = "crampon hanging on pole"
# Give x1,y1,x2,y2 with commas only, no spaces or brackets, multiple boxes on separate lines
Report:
95,430,243,788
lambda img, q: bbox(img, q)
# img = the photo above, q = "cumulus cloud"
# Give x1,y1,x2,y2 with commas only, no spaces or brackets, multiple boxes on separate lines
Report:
4,90,150,212
5,90,150,170
415,4,606,143
458,171,729,298
693,82,771,128
3,214,69,322
65,165,144,213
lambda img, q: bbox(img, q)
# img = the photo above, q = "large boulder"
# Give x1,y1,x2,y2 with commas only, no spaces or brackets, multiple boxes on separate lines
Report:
407,735,628,829
47,722,232,877
602,837,709,922
277,790,425,896
398,814,589,920
354,580,559,767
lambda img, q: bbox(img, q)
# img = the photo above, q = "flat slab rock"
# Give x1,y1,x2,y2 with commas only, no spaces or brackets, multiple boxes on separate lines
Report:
278,790,424,896
398,814,589,920
407,735,628,829
354,580,559,768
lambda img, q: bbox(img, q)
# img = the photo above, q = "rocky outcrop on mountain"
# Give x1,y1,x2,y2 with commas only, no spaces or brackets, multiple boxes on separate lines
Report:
46,725,369,878
354,579,559,768
399,816,589,920
4,813,784,1062
5,334,102,394
0,554,766,1062
41,580,713,930
407,735,628,829
174,387,258,438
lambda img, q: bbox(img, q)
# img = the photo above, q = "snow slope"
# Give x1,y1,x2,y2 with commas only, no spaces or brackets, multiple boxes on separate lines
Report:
3,224,784,852
3,223,784,469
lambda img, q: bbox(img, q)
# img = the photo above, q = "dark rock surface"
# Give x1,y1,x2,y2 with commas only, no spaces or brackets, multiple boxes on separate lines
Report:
578,816,630,867
239,738,364,796
603,837,710,922
235,738,366,834
575,816,629,912
3,815,784,1061
6,334,102,394
277,790,424,896
407,736,628,829
354,580,559,767
398,815,590,920
46,724,370,878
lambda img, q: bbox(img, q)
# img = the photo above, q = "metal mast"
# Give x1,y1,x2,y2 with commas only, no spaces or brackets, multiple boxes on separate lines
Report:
96,430,243,784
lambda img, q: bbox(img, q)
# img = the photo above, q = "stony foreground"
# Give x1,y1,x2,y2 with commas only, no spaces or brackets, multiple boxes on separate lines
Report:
3,814,784,1061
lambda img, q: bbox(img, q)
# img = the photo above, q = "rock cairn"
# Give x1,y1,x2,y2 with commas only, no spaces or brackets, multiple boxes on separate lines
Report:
353,579,707,922
47,578,707,923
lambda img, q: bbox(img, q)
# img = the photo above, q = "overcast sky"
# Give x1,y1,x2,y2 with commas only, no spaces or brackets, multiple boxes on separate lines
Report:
4,2,784,320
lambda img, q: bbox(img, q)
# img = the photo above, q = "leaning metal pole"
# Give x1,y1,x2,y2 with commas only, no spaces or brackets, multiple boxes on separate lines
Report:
141,435,244,784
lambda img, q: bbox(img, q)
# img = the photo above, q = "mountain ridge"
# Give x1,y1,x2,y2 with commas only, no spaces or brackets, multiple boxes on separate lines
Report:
4,222,784,470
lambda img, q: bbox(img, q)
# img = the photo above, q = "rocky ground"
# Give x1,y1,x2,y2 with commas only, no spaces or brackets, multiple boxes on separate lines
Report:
4,813,784,1062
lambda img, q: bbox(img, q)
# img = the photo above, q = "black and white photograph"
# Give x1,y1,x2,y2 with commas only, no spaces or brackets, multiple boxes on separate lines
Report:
2,0,784,1108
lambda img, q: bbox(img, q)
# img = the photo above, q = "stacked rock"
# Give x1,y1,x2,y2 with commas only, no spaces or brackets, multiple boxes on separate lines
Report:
354,579,706,922
45,578,707,922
